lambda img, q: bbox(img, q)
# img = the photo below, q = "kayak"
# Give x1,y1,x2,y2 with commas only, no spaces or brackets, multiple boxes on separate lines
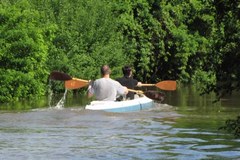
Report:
85,96,154,112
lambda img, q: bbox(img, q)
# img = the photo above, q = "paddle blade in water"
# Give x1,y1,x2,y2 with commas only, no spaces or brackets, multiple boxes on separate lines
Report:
65,80,89,89
144,90,165,102
156,80,177,91
49,71,72,81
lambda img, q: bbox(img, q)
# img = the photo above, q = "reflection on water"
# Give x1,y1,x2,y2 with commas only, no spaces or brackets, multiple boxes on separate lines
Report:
0,86,240,160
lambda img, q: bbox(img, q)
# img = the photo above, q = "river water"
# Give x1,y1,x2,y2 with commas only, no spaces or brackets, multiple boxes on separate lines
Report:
0,86,240,160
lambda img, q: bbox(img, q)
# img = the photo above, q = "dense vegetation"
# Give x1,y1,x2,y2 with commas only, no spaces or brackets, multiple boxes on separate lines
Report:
0,0,239,103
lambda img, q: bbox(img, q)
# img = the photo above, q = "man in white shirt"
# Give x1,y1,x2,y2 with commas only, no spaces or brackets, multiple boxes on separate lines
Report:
88,65,128,101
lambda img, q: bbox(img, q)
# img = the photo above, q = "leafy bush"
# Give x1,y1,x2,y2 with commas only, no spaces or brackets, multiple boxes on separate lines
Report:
0,0,49,102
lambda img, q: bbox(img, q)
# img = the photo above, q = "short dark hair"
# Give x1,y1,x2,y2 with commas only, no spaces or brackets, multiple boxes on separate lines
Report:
101,65,111,75
122,65,132,77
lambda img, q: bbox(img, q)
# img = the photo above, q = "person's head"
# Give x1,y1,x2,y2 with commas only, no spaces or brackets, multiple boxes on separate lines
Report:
101,65,111,76
122,65,132,77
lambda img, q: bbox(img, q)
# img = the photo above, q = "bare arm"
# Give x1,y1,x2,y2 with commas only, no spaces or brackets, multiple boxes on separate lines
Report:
123,86,128,94
87,92,94,98
87,80,94,98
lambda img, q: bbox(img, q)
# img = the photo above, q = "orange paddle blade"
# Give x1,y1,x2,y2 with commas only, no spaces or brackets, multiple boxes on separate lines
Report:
65,79,89,89
155,80,176,91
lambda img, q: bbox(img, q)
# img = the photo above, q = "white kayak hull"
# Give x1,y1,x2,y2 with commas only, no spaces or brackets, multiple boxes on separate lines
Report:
85,96,154,112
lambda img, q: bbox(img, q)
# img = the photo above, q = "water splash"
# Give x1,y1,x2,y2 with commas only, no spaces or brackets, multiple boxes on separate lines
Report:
48,80,53,107
48,83,53,107
48,80,68,109
54,89,68,109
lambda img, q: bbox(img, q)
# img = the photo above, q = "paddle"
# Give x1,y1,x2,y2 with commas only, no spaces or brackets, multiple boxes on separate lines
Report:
49,71,72,81
128,89,165,102
63,80,164,101
50,71,176,91
141,81,177,91
49,71,165,101
49,71,89,89
65,79,89,89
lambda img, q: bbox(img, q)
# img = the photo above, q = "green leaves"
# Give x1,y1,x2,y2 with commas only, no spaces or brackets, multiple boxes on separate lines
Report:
0,0,49,102
44,0,127,80
0,0,239,103
0,69,45,102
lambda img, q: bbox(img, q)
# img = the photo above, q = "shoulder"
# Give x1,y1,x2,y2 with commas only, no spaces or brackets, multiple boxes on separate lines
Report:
116,77,124,81
109,78,122,85
132,78,138,83
94,78,101,83
93,78,105,84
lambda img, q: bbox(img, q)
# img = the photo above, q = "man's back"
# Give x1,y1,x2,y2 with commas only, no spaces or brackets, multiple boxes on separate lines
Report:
91,78,125,101
116,76,138,99
87,65,128,101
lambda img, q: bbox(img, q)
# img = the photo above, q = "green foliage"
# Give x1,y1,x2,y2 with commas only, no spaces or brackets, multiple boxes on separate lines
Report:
0,69,45,102
113,0,216,84
113,0,161,82
155,0,216,82
203,0,240,98
0,0,239,104
0,0,50,102
40,0,128,80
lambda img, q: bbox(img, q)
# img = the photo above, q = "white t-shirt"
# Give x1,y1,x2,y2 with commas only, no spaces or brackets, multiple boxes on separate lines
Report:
88,78,126,101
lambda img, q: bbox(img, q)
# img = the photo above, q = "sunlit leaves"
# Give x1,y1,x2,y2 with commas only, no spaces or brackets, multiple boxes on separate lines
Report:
0,0,50,102
0,0,239,103
44,0,127,80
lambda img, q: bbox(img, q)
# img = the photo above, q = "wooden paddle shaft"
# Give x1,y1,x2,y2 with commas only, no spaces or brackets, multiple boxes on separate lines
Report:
72,78,89,83
128,89,144,94
140,84,155,86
